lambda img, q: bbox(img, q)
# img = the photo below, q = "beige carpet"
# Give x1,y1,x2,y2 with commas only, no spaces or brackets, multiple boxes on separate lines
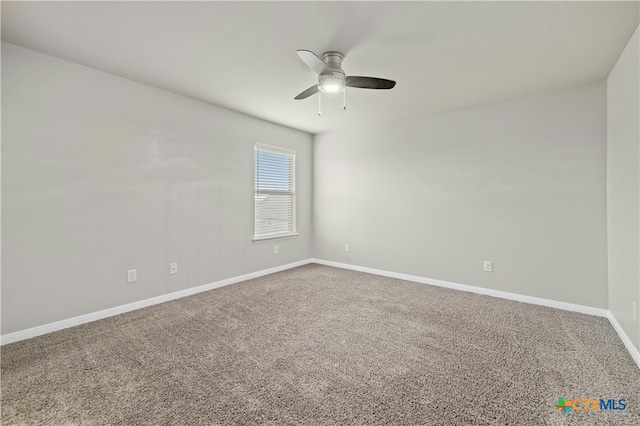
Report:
2,264,639,425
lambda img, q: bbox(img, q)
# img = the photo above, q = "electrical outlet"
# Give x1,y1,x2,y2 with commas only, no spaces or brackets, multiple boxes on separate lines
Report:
274,245,279,254
170,263,178,275
483,261,493,272
633,301,637,320
127,269,137,283
344,243,350,252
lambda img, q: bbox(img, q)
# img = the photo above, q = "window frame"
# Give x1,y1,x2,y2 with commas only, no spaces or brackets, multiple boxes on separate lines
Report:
252,144,298,243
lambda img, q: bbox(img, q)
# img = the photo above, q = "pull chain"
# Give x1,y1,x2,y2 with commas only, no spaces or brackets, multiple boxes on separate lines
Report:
317,90,347,115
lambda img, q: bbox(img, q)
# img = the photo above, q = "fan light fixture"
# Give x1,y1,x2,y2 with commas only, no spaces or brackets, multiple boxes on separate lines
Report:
318,75,345,93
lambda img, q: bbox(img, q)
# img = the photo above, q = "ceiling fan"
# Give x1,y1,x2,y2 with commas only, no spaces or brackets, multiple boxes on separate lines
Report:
294,50,396,114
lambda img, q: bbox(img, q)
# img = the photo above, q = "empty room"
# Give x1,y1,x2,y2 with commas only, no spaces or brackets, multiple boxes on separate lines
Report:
1,1,639,425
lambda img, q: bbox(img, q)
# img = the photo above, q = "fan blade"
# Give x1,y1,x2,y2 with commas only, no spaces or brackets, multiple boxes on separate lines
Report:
297,50,332,75
294,84,319,100
346,76,396,90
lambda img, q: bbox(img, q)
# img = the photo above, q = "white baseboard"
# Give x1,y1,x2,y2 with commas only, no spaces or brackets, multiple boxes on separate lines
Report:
607,312,640,369
310,259,609,317
310,259,640,368
0,259,312,346
4,258,638,370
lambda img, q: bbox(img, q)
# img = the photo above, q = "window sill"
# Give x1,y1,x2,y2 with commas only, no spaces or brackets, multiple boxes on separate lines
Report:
252,233,299,244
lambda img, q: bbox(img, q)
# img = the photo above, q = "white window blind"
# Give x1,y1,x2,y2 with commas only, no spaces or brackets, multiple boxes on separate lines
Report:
253,144,297,242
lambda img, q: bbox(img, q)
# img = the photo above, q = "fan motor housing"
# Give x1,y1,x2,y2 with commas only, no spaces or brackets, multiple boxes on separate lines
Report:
318,51,346,92
322,51,344,66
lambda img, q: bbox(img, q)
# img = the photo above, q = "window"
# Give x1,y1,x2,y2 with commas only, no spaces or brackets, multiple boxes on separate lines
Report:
253,144,297,242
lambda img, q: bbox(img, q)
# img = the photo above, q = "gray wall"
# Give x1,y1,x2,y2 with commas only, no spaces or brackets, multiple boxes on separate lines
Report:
607,27,640,351
1,43,312,334
313,82,608,309
2,40,626,336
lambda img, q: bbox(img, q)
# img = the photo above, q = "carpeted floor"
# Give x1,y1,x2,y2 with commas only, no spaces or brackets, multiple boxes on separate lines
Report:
1,264,639,425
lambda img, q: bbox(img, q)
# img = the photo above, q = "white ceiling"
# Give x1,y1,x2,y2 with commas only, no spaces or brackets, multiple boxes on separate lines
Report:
2,1,638,134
